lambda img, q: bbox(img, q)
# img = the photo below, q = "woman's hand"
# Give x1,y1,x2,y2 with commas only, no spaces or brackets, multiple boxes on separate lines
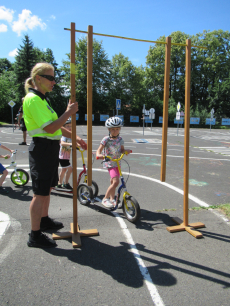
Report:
77,138,87,150
66,100,78,115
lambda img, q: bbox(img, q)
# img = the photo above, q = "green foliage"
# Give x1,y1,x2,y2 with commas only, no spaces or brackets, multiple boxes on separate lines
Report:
14,35,36,102
1,29,230,125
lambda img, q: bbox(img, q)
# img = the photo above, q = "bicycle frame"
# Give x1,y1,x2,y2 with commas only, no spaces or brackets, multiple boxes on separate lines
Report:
103,152,131,211
77,147,87,186
5,151,21,178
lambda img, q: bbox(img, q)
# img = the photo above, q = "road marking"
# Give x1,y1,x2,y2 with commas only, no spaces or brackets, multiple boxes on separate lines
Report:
0,212,22,265
114,212,165,306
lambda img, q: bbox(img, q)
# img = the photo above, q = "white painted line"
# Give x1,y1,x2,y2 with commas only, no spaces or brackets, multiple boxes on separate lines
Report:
0,213,22,265
168,149,182,151
0,212,10,240
114,212,165,306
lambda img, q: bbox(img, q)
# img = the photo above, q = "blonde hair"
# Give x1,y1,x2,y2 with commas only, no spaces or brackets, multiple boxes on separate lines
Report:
24,62,54,94
24,78,34,94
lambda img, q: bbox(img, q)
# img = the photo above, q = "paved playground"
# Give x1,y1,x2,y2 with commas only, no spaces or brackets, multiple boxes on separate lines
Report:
0,125,230,306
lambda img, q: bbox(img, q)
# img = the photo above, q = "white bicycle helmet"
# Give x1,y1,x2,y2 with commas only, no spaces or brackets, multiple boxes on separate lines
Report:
105,116,123,128
65,117,71,125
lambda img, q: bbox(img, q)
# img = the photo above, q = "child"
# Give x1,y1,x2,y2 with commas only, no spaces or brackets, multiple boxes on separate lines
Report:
96,117,131,208
0,144,14,194
56,118,73,190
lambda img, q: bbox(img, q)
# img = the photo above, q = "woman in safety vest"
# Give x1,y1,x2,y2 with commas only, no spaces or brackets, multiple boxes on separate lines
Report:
23,62,87,248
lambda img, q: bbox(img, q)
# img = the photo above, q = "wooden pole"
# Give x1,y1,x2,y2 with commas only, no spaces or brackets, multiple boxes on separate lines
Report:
183,39,191,226
166,38,205,238
161,37,171,182
70,22,79,234
87,25,93,186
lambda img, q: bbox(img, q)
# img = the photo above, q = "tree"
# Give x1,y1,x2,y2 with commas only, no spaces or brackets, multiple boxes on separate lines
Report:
14,35,36,102
0,58,13,74
61,37,111,119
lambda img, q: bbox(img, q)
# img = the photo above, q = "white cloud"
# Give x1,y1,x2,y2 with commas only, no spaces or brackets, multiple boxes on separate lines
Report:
12,9,46,36
0,23,7,32
9,48,18,57
0,6,14,22
50,15,56,20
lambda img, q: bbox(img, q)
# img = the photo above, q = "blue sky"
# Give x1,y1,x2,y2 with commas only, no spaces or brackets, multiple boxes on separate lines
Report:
0,0,229,68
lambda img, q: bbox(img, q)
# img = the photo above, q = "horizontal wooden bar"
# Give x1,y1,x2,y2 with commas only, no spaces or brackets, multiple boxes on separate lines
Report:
64,28,207,49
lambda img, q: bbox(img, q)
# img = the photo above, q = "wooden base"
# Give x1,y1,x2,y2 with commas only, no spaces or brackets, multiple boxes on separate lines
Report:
167,217,205,238
52,223,99,248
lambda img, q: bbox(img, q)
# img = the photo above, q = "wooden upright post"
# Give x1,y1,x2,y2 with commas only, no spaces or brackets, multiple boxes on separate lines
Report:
166,39,205,238
70,22,78,235
161,37,171,182
183,38,191,227
52,23,99,247
87,25,93,187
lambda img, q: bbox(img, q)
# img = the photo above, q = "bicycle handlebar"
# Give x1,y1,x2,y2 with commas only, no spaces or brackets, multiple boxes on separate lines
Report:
96,150,132,161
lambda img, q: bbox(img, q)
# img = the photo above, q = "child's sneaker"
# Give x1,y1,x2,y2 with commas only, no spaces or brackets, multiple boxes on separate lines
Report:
55,184,64,190
101,198,114,209
63,183,73,190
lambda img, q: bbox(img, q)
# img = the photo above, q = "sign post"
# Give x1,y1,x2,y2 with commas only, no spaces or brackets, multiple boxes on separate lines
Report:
149,108,155,131
142,104,145,135
116,99,121,116
8,100,16,133
210,108,214,131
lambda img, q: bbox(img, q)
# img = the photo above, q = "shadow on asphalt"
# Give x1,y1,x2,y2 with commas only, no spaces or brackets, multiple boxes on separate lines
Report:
133,243,230,288
4,185,33,202
44,237,177,288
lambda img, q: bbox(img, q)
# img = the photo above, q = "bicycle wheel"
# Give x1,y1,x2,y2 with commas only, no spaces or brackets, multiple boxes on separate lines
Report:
77,183,93,205
80,176,99,198
11,169,29,186
122,195,141,223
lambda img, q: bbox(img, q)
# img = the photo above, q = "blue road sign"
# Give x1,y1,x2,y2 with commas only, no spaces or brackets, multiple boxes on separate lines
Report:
174,118,184,124
130,116,139,122
116,99,121,110
222,118,230,125
190,117,200,124
100,114,109,121
206,118,216,125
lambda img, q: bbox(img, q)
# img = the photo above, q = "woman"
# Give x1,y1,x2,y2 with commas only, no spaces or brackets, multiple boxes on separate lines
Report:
23,62,87,248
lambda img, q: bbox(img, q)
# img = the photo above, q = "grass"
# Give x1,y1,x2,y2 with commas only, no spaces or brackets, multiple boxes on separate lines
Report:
190,204,230,219
157,204,230,220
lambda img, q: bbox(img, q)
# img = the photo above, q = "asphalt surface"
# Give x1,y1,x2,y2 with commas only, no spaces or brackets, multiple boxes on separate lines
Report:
0,125,230,306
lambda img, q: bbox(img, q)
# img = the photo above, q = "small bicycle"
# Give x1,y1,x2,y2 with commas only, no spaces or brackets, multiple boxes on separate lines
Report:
78,151,141,223
54,147,99,199
5,150,30,186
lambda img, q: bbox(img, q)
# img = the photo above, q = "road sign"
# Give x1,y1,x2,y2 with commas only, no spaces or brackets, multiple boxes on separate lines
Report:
149,113,155,119
8,100,16,108
150,108,155,113
116,99,121,110
211,108,214,119
177,102,181,112
176,112,180,120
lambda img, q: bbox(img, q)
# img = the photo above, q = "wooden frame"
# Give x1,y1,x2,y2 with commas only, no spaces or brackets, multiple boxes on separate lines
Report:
63,26,207,239
52,23,99,248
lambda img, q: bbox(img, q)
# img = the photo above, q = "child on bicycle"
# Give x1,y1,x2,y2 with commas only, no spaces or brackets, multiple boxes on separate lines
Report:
56,118,86,191
0,144,14,194
96,116,131,208
56,118,73,190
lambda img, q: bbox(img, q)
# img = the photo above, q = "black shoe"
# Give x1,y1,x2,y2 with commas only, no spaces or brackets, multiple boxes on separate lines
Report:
19,142,27,145
63,183,73,190
40,217,64,231
0,187,9,194
27,232,57,248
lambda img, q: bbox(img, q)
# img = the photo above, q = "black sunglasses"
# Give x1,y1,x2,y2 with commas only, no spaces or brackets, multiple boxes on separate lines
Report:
39,75,56,82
